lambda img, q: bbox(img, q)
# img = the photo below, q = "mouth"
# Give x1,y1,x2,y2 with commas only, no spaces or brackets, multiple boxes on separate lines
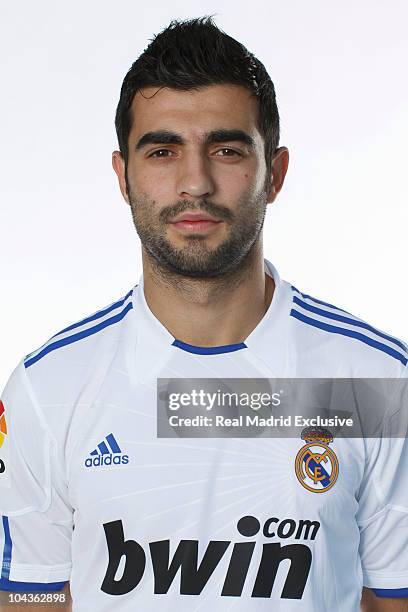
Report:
170,212,223,234
170,219,223,233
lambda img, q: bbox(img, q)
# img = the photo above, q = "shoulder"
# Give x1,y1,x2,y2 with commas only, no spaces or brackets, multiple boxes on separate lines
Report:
286,283,408,376
22,287,136,393
0,288,137,471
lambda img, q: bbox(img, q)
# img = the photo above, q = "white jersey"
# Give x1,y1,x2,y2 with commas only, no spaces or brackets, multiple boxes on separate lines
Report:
1,260,407,611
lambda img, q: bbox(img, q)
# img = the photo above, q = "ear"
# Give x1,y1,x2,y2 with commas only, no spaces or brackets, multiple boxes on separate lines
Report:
112,150,130,205
266,146,289,203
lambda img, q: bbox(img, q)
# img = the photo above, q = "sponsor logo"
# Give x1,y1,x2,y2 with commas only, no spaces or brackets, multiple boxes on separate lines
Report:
0,400,8,475
101,515,320,599
295,427,339,493
85,433,129,468
0,401,7,449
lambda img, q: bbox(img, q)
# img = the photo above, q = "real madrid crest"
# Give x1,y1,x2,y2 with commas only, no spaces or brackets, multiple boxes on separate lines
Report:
295,426,339,493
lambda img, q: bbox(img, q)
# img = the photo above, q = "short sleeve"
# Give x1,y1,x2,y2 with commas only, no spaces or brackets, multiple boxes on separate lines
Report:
357,370,408,594
0,360,72,589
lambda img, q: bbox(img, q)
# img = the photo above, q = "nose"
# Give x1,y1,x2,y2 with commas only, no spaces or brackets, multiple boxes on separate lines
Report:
175,151,215,200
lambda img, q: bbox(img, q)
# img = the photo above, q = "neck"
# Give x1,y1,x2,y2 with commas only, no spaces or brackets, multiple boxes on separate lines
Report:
141,241,275,347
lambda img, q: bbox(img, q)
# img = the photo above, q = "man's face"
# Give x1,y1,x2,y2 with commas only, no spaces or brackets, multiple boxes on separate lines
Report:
113,84,280,278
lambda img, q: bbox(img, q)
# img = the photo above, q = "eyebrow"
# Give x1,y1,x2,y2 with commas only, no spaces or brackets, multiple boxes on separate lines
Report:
135,129,255,151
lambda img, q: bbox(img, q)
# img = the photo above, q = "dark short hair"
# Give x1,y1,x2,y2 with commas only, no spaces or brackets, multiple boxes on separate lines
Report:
115,16,280,173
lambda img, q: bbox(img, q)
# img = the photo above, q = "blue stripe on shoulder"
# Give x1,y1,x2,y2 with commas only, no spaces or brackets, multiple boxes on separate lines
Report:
290,309,408,366
24,300,133,369
24,289,135,364
291,285,350,314
372,587,408,598
49,289,133,339
293,295,407,352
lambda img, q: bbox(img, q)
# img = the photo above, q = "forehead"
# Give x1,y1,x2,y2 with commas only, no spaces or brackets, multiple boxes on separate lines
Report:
128,83,261,141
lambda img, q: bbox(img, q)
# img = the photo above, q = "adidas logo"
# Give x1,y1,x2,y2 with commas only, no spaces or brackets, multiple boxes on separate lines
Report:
85,433,129,468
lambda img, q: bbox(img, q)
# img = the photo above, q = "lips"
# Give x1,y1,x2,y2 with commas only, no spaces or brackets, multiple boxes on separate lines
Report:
169,211,223,234
171,212,220,223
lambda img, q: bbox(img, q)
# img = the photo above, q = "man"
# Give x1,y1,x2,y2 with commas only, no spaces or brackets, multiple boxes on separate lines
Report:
0,16,407,612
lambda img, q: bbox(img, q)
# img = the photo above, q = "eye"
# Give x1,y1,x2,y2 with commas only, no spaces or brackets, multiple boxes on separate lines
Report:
214,148,241,157
148,149,173,158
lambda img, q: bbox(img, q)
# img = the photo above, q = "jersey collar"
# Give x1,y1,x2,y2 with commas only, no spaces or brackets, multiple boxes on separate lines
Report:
130,259,292,378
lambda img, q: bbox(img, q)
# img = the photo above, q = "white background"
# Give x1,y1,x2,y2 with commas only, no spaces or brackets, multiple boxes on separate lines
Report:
1,0,407,388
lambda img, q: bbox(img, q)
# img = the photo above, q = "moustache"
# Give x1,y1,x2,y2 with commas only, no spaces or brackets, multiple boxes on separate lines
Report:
159,200,233,224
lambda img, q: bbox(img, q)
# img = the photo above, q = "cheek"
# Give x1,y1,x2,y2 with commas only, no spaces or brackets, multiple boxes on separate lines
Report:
220,170,254,195
133,168,172,201
237,171,261,196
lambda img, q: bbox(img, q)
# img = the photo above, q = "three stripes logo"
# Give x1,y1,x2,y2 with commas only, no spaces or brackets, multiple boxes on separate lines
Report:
85,433,129,468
